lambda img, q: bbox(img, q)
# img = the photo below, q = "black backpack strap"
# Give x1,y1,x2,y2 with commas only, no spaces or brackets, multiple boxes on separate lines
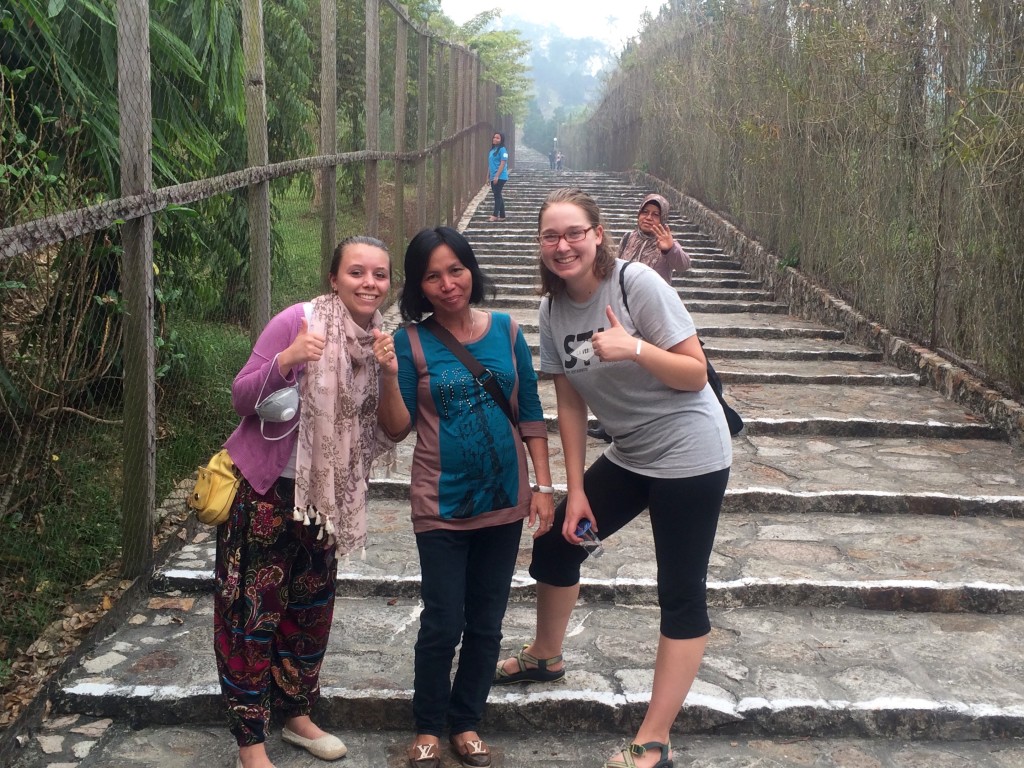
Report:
618,260,632,315
617,261,743,436
422,316,517,427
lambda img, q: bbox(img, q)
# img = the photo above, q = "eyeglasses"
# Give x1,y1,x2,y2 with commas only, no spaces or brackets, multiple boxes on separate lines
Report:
638,209,661,219
538,227,594,248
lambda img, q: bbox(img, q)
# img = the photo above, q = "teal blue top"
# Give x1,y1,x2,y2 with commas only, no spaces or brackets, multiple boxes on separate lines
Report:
489,146,508,181
394,312,547,532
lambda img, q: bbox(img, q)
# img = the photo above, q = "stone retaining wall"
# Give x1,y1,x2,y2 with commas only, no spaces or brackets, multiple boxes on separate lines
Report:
632,171,1024,447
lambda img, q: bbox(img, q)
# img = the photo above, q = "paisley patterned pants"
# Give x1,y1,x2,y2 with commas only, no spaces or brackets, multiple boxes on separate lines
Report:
213,476,338,746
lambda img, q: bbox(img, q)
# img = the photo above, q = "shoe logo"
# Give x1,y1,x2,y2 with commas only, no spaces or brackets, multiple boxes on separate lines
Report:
414,745,435,760
465,740,485,755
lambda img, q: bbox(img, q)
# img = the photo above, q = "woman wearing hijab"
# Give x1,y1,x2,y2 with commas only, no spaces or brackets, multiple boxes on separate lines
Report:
619,193,691,283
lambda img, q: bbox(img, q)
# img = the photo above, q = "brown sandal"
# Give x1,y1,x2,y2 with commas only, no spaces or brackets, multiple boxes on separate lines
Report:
407,741,440,768
493,645,565,685
449,734,491,768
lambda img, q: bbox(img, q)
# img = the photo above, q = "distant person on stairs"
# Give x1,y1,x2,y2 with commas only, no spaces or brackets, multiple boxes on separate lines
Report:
488,132,509,222
589,193,692,442
495,188,732,768
383,227,554,768
214,236,411,768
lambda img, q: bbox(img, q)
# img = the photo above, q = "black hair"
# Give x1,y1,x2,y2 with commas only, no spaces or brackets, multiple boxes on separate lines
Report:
399,227,496,322
490,132,506,155
329,235,390,278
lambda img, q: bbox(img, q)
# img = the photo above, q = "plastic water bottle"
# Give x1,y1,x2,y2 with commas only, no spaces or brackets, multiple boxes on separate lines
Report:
575,520,604,558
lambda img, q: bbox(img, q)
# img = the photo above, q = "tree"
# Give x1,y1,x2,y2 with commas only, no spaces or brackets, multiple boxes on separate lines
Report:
428,9,532,120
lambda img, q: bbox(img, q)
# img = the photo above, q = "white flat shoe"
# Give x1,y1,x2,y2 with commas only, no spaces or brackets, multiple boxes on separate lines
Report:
281,726,348,760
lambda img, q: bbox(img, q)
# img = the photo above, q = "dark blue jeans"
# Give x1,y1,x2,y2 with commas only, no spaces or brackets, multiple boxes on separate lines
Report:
413,519,523,736
490,179,506,218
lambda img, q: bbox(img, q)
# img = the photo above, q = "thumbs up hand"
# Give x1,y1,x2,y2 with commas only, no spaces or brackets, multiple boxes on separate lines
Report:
279,317,327,375
592,305,639,363
372,328,399,377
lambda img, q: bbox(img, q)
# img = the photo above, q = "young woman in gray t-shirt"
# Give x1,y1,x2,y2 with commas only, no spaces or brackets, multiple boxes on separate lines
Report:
494,188,731,768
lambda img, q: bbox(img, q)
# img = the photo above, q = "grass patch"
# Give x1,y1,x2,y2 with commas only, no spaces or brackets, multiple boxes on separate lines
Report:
0,425,121,660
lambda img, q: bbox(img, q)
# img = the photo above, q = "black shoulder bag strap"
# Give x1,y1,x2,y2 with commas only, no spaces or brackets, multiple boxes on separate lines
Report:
421,316,518,427
618,262,744,436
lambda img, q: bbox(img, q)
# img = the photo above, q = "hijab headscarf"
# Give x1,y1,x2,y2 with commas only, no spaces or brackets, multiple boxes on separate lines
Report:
620,193,671,269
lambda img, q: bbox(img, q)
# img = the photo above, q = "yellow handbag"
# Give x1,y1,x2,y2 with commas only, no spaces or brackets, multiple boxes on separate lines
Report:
187,449,240,526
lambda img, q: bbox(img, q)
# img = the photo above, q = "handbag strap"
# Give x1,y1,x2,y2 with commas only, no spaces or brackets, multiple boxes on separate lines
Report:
422,315,518,427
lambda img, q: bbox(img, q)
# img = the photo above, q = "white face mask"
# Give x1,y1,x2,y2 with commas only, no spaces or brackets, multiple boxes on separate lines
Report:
255,357,301,440
256,385,299,423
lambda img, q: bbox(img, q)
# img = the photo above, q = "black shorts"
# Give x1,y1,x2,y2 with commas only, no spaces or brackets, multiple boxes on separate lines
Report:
529,455,729,639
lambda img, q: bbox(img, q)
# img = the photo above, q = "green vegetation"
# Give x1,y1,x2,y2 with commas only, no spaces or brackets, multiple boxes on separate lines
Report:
428,9,532,120
567,0,1024,396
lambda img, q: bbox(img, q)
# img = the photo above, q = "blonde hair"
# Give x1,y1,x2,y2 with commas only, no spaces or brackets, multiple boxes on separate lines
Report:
536,188,615,297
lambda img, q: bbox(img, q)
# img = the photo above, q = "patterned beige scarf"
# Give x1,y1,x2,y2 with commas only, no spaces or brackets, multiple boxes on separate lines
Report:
293,293,393,556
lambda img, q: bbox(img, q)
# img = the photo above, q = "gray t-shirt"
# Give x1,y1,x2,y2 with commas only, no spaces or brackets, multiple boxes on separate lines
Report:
539,260,732,478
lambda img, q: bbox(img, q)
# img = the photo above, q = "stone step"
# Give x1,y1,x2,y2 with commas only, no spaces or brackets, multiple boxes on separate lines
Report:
370,431,1024,515
15,722,1024,768
721,370,922,385
480,267,765,291
154,503,1024,614
492,281,774,302
471,251,744,271
53,586,1024,738
482,295,789,314
419,372,987,436
481,308,847,339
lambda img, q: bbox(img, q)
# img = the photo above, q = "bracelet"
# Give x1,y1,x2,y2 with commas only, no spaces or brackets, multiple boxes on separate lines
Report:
635,338,643,360
534,485,554,494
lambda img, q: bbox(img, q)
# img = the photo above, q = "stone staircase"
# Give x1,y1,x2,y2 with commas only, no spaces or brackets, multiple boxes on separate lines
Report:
13,146,1024,767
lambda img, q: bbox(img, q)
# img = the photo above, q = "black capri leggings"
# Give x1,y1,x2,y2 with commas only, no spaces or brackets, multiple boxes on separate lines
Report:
529,456,729,639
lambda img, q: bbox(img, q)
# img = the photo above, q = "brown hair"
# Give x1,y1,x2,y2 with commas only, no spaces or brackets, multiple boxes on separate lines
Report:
536,188,615,297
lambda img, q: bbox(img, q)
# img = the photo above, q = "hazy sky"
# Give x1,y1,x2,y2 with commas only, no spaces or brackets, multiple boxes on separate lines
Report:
439,0,659,52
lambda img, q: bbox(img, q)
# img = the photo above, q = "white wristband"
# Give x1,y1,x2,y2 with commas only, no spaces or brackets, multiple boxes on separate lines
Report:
635,339,643,360
534,485,554,494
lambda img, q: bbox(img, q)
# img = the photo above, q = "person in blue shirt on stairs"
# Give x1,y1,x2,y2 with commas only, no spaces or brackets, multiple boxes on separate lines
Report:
487,132,509,222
